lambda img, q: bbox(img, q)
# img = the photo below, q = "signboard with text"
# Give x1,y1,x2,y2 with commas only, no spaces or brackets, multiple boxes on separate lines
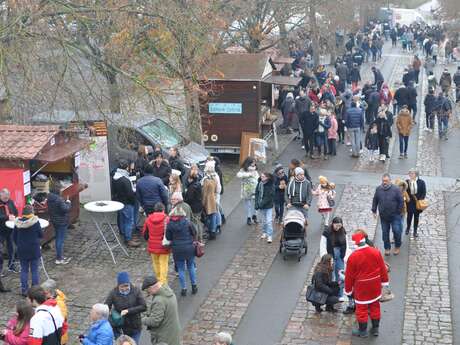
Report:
208,102,242,114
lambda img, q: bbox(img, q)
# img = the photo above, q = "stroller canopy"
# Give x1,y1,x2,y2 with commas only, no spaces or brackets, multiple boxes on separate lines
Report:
283,209,305,227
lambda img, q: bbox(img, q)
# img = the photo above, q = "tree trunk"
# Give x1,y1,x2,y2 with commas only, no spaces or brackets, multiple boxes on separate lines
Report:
183,78,203,144
308,2,320,67
276,16,289,55
106,71,121,114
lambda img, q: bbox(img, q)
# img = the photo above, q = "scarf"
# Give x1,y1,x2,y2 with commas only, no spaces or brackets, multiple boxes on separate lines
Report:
410,179,417,195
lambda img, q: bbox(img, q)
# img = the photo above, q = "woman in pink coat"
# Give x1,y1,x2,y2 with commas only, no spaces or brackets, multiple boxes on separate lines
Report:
2,301,34,345
328,113,339,156
312,176,336,226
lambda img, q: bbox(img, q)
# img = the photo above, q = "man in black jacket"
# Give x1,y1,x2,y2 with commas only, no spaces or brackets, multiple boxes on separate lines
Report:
371,66,384,91
47,183,72,265
113,160,139,247
372,174,404,256
299,104,319,159
105,271,147,343
423,87,437,131
168,147,186,181
407,82,418,121
394,83,410,114
0,188,18,275
152,152,172,186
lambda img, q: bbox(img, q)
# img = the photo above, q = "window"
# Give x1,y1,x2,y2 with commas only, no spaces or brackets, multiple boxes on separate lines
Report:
139,120,184,148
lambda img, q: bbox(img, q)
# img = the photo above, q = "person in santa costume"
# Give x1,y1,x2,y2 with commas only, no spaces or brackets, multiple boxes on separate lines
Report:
344,229,389,337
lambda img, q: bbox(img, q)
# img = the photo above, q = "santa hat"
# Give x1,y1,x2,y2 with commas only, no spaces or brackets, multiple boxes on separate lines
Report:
352,232,367,246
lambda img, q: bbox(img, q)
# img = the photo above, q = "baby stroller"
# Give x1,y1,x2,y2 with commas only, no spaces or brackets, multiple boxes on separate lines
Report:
279,209,307,261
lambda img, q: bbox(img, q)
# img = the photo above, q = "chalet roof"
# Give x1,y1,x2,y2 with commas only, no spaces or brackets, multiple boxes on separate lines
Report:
0,125,60,161
202,54,273,81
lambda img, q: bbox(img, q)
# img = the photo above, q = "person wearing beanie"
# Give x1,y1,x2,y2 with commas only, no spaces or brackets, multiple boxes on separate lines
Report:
312,176,336,226
13,204,43,296
286,167,312,222
105,272,146,343
345,229,389,338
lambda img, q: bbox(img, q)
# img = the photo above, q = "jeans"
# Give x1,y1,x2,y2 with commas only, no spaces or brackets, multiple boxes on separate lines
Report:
151,253,169,284
118,204,135,241
380,215,402,250
399,134,409,154
258,208,273,237
0,228,15,270
206,212,218,234
407,207,420,235
349,127,361,156
315,132,327,155
274,200,285,221
54,224,68,260
243,198,256,219
332,247,344,297
437,115,449,138
176,257,197,289
20,258,40,294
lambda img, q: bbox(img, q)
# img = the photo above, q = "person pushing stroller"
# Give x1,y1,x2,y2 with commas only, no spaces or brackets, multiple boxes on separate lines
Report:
286,167,312,224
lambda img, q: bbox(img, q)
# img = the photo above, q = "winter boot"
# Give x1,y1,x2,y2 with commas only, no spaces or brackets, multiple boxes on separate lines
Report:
352,322,369,338
247,217,252,225
314,304,323,313
371,319,380,336
342,305,355,315
181,289,187,297
192,285,198,295
252,215,259,224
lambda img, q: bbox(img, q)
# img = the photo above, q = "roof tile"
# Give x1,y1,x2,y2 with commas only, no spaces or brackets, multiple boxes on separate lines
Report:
0,124,60,161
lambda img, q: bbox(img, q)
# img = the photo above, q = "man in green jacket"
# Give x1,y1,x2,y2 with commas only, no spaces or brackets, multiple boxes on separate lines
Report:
142,275,181,345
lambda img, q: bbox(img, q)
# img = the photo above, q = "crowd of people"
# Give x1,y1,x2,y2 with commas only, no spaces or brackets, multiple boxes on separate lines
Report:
0,16,457,345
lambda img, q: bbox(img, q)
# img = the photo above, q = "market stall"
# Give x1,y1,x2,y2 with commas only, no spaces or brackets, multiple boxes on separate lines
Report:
0,124,89,243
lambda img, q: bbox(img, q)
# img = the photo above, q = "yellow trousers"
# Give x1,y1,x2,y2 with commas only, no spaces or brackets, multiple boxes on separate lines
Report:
151,253,169,284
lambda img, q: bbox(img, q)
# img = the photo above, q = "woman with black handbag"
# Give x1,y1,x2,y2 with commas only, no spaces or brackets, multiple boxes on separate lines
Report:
308,254,340,313
405,168,427,238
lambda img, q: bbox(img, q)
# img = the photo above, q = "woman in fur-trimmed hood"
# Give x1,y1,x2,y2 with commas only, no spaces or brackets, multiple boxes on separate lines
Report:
13,204,43,295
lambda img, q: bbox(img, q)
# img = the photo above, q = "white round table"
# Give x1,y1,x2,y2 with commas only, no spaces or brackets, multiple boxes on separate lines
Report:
5,218,49,229
83,200,129,264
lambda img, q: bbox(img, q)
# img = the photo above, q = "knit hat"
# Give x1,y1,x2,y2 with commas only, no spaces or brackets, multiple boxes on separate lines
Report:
142,275,158,290
319,176,328,185
294,167,304,176
117,272,130,285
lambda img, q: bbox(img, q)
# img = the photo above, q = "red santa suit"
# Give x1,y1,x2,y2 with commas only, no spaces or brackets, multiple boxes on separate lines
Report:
344,233,389,323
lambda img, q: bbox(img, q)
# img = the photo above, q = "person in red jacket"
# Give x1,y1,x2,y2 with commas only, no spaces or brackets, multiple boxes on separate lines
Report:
345,229,389,338
142,202,170,284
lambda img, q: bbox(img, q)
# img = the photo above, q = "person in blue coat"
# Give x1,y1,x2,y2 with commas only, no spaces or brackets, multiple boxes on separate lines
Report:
81,303,114,345
166,207,197,297
13,204,43,295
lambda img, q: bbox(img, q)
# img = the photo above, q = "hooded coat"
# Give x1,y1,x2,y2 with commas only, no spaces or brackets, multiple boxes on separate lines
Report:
143,284,181,345
372,183,404,221
396,108,413,136
165,217,196,261
112,168,136,205
143,212,171,255
47,192,71,227
13,216,42,260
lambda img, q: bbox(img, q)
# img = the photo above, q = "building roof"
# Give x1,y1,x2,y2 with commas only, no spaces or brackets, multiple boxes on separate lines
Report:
202,54,273,81
0,124,60,160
